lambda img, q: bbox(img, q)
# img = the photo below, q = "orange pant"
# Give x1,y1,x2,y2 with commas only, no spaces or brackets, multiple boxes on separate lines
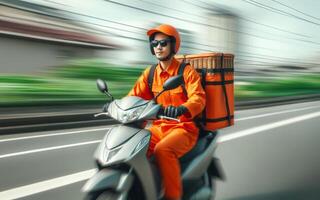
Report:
147,124,199,199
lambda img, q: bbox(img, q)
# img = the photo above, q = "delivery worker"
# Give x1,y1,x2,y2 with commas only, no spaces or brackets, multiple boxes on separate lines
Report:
128,24,206,200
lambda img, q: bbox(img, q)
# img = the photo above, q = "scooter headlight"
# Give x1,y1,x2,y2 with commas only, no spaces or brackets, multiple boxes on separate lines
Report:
118,105,146,123
105,147,121,162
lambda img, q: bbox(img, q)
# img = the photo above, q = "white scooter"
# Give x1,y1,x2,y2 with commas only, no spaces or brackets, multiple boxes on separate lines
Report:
82,75,224,200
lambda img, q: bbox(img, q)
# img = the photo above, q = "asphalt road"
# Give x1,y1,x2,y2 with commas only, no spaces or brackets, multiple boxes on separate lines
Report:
1,100,320,200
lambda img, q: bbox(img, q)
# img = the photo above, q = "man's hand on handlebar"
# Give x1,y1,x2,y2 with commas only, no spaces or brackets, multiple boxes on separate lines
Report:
163,105,188,118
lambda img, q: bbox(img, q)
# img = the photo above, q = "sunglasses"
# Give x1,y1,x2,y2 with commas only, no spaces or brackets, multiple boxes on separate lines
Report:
150,38,171,48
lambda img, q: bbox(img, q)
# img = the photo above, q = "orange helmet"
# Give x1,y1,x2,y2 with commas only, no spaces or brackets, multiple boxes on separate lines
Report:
147,24,181,54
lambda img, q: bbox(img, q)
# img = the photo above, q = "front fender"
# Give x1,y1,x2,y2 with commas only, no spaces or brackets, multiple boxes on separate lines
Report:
82,168,133,193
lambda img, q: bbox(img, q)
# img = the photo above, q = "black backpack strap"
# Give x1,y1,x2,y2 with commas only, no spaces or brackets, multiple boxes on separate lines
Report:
148,62,188,98
148,64,157,98
200,68,207,126
178,62,188,97
220,54,232,126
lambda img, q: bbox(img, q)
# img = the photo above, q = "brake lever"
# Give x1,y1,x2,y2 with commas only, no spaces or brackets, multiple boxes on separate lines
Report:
159,115,181,123
94,112,109,118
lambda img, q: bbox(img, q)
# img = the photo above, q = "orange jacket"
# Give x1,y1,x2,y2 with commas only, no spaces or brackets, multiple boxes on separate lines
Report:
128,58,206,131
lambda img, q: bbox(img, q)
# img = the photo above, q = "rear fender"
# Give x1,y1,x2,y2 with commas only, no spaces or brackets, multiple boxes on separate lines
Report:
208,157,225,181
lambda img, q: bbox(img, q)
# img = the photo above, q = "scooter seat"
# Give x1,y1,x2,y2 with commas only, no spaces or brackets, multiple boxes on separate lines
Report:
179,131,217,171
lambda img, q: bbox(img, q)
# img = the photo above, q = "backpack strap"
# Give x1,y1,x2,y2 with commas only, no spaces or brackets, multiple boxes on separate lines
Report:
148,64,157,98
178,62,188,97
200,68,207,126
148,62,188,98
220,54,232,126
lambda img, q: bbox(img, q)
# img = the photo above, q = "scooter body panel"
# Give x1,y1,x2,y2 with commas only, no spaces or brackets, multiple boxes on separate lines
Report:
82,169,133,193
92,126,158,200
95,125,150,167
127,129,158,200
182,137,218,180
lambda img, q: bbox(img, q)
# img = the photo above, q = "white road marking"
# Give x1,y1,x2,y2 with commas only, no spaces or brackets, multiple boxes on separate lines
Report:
0,127,111,143
0,140,101,159
218,111,320,143
0,169,96,200
235,105,320,121
1,106,320,159
1,111,320,198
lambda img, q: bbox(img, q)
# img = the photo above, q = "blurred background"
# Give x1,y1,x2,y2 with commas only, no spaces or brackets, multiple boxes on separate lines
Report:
1,1,320,200
1,0,319,107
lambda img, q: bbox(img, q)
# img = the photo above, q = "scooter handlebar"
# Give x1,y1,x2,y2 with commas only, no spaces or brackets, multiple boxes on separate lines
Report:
158,115,181,123
157,106,181,122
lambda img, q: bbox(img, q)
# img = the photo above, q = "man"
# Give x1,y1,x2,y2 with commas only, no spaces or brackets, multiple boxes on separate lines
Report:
128,24,205,200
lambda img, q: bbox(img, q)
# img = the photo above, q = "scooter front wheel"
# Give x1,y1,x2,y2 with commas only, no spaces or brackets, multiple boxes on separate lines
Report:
84,190,120,200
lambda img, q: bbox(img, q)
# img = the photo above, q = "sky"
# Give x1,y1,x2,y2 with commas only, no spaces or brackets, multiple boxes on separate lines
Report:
25,0,320,71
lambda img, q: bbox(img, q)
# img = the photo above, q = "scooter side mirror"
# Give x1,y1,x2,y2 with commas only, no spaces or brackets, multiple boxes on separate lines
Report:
96,79,108,93
163,74,183,91
96,79,114,100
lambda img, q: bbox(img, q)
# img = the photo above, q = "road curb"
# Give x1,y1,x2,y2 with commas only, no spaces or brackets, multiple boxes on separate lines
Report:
236,94,320,110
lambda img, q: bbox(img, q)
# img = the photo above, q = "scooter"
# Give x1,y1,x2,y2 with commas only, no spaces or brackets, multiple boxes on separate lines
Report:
82,74,224,200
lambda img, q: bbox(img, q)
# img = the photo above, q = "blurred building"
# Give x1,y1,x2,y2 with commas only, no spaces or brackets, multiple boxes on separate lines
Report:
0,0,120,74
127,2,239,66
205,12,238,54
